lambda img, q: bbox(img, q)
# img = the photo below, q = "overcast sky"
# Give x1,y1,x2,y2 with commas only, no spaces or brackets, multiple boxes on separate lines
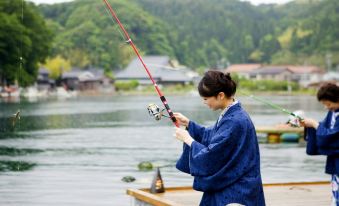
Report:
27,0,293,6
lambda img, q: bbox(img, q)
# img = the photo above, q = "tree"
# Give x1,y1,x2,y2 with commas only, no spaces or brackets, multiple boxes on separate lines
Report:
42,55,71,79
201,38,228,68
40,0,174,71
0,0,52,87
37,0,339,70
258,34,281,62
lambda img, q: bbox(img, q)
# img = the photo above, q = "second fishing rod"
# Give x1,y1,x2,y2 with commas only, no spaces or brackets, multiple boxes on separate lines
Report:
240,91,304,127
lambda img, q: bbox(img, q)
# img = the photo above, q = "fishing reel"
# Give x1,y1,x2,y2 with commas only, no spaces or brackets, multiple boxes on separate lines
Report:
147,103,169,121
287,110,304,127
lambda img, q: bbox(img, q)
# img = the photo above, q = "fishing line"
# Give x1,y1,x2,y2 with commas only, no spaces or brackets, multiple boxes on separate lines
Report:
101,4,125,43
99,4,135,66
102,0,179,127
11,0,24,130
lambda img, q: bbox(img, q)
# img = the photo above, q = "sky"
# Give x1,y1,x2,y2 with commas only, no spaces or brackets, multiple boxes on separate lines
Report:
27,0,293,6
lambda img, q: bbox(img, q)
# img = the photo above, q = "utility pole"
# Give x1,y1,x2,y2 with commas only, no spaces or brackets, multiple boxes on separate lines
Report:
325,52,332,72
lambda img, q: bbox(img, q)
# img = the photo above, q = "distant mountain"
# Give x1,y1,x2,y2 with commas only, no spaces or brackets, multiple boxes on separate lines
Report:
38,0,339,70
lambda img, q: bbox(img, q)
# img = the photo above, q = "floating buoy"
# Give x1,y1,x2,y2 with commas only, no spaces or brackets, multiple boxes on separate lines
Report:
267,133,280,144
281,133,300,143
138,161,153,171
121,176,136,183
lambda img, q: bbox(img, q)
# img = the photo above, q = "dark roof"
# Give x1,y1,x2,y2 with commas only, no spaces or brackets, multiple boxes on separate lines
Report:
61,68,104,81
61,69,82,79
115,56,194,82
116,56,170,79
38,67,50,74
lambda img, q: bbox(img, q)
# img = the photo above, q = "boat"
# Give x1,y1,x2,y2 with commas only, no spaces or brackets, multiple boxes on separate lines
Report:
0,86,20,98
50,87,77,99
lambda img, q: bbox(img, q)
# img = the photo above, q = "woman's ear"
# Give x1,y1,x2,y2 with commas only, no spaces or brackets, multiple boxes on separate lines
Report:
218,92,226,100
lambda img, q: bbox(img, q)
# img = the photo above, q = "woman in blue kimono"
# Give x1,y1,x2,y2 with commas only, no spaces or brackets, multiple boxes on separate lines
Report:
174,70,265,206
302,83,339,206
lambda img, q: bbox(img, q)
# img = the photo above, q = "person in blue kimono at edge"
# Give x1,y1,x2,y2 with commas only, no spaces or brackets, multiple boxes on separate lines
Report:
173,70,265,206
302,83,339,206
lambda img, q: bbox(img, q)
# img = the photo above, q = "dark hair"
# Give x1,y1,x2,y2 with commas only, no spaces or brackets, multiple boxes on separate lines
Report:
198,70,237,98
317,83,339,103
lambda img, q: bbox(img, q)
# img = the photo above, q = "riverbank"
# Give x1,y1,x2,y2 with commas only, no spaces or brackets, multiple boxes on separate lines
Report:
113,81,318,96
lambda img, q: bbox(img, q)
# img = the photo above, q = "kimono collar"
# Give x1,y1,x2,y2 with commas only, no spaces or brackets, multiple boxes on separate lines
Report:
334,111,339,118
216,100,240,127
331,110,339,129
220,99,239,117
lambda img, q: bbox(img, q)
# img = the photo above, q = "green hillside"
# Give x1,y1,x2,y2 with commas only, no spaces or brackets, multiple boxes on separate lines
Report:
39,0,174,70
37,0,338,71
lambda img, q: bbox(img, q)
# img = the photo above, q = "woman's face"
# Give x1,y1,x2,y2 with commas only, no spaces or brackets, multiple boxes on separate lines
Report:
201,93,226,111
320,100,339,111
202,96,220,111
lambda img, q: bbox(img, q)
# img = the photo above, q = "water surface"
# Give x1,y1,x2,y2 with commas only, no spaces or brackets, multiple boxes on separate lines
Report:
0,95,328,205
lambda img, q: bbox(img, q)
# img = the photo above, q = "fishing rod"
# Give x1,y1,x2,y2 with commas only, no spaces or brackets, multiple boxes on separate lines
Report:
102,0,179,127
239,91,304,127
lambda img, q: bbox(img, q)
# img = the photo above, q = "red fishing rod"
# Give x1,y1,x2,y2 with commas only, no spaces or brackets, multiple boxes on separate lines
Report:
102,0,179,127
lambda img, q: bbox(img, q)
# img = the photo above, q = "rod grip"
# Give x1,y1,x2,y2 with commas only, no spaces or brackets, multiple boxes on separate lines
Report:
160,96,178,126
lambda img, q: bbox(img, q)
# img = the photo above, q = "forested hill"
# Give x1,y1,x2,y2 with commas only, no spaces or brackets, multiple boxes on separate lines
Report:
39,0,339,71
38,0,174,71
132,0,276,67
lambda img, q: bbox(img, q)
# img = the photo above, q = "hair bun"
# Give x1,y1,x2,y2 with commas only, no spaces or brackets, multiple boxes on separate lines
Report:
224,72,232,81
198,70,237,97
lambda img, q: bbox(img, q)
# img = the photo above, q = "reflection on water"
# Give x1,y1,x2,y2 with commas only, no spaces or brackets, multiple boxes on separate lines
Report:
0,147,43,156
0,95,328,205
0,160,36,172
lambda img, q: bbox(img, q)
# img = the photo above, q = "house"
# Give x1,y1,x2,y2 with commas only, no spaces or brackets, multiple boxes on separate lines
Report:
37,67,55,91
287,65,324,87
225,64,262,79
225,64,324,87
323,72,339,82
61,68,111,92
249,66,293,81
115,56,198,86
307,72,339,88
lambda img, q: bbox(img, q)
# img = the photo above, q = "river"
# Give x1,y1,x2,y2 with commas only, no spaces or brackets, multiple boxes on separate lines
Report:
0,94,328,205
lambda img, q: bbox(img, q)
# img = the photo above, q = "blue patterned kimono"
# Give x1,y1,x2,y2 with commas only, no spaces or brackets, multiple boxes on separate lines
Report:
305,110,339,175
176,103,265,206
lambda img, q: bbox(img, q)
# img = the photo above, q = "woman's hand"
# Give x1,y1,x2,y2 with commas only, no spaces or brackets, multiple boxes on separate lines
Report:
174,127,194,146
173,112,190,127
301,118,319,129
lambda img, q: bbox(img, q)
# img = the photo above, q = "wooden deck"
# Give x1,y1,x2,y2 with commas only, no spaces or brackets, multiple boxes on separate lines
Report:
255,126,304,135
127,182,331,206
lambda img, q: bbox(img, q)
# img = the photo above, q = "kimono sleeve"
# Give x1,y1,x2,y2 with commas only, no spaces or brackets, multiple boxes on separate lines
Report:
189,119,241,177
176,143,191,174
316,121,339,155
187,121,206,143
305,120,339,156
316,121,339,147
305,127,319,155
176,121,213,174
